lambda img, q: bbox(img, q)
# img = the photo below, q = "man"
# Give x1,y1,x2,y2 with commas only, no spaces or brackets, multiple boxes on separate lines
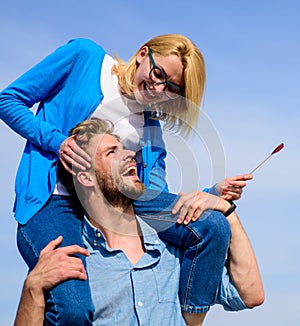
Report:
15,118,264,326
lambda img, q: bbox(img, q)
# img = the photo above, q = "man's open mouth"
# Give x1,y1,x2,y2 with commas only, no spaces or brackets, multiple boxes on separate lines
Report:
122,165,137,177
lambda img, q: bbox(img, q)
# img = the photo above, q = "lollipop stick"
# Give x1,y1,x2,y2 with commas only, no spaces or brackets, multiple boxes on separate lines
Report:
249,143,284,174
249,155,272,174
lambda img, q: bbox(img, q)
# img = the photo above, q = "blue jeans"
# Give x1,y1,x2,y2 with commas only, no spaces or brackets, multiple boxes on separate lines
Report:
17,195,94,326
134,189,231,313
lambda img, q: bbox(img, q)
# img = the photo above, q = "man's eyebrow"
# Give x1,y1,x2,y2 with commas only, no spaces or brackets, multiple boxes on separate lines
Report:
103,142,124,153
104,144,118,152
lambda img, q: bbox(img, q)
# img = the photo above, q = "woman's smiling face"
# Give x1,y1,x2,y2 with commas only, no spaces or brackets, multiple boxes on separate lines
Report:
132,46,184,105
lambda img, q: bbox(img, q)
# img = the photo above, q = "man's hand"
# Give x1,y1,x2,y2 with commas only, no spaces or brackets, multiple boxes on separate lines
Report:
216,174,253,201
27,236,89,292
14,236,90,326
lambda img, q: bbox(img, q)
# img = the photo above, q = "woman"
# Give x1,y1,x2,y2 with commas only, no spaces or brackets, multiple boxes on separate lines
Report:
0,35,251,325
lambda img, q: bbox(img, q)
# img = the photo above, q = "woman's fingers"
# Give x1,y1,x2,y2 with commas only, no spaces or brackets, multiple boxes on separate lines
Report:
59,135,91,172
173,191,208,224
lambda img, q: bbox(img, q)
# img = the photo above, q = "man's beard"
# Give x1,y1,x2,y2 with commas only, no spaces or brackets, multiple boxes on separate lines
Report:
95,169,145,208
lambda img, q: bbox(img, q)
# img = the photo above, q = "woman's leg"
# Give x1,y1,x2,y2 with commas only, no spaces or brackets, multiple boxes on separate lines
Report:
17,195,94,326
134,190,231,313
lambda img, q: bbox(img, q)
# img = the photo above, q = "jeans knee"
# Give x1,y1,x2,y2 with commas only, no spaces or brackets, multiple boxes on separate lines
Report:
203,210,231,248
187,210,231,249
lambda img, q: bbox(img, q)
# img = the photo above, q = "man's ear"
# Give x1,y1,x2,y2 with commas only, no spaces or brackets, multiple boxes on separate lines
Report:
76,171,95,188
136,46,148,64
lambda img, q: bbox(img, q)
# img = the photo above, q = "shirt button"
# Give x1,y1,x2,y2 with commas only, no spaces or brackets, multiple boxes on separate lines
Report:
140,141,145,147
143,162,147,168
96,232,101,238
137,301,143,307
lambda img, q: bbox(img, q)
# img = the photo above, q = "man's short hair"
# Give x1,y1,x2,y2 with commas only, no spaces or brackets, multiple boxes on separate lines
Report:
70,117,115,152
57,117,116,198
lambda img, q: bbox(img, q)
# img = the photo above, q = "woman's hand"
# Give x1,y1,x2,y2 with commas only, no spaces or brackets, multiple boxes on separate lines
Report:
172,191,231,225
216,174,253,201
59,135,91,175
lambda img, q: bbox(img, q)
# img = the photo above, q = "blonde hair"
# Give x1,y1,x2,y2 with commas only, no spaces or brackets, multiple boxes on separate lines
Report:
112,34,206,135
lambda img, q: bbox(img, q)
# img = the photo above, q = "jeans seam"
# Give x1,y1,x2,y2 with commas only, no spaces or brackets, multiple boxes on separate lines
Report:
183,224,217,313
186,224,202,241
18,226,39,261
182,243,201,308
19,227,60,323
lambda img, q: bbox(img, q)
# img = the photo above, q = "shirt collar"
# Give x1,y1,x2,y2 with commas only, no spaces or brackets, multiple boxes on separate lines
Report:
83,215,165,253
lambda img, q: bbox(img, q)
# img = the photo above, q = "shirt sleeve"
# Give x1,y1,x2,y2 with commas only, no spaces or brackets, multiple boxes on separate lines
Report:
213,262,248,311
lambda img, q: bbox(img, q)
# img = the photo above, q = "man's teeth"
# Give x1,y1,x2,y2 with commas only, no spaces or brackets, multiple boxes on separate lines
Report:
124,166,137,176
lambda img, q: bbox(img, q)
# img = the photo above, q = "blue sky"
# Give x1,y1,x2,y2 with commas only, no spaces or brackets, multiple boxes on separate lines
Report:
0,1,299,325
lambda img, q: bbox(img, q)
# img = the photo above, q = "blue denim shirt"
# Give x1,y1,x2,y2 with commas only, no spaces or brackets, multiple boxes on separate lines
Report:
83,215,247,325
83,216,186,326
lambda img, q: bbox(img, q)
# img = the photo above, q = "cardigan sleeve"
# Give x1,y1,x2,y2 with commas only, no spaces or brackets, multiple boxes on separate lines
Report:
147,142,169,192
0,40,82,155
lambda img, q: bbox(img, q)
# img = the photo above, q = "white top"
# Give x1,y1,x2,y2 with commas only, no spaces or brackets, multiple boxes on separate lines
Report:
93,54,144,153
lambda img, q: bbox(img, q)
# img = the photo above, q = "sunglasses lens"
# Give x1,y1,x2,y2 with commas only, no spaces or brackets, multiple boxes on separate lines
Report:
150,67,166,84
165,85,181,99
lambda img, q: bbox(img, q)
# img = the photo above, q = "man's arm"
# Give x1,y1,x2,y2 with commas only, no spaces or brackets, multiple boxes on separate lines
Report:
14,236,89,326
226,211,264,307
15,274,46,326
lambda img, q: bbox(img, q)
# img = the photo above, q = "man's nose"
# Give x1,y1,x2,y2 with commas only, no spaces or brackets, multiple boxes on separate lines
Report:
122,149,135,160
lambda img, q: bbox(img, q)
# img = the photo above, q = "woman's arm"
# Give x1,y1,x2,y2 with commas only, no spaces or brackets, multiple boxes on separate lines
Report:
0,40,85,155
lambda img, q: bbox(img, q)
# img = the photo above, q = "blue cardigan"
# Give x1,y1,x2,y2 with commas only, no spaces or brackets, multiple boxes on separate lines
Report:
0,39,168,224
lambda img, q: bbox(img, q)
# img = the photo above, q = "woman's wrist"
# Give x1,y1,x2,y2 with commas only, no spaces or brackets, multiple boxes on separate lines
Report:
217,198,237,217
223,201,237,217
217,198,231,214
